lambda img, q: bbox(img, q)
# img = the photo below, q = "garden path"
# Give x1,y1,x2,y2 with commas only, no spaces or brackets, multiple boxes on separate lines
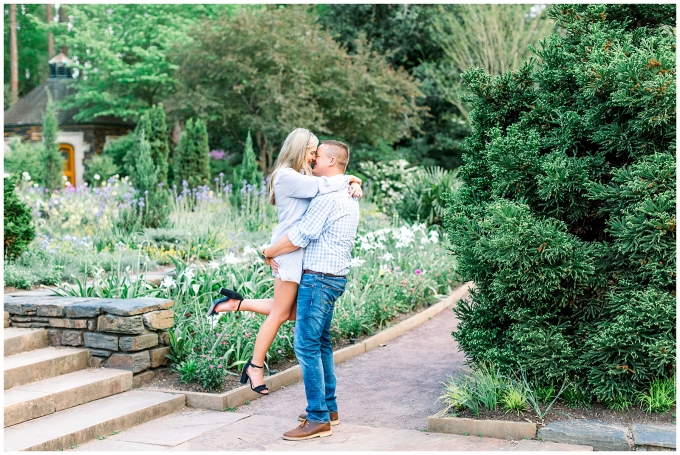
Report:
242,295,466,431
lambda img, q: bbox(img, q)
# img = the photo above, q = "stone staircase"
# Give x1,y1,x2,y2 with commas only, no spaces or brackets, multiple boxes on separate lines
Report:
3,326,185,451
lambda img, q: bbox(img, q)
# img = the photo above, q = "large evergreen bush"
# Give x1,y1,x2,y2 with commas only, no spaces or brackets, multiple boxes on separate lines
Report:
173,118,210,188
444,4,675,405
4,177,35,260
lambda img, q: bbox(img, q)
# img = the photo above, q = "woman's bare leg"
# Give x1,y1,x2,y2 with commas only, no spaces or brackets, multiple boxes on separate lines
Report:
214,298,274,315
246,278,299,394
214,296,297,321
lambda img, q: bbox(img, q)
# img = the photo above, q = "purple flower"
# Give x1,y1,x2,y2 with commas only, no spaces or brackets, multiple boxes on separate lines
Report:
182,180,188,187
209,149,226,160
209,365,214,369
415,269,422,275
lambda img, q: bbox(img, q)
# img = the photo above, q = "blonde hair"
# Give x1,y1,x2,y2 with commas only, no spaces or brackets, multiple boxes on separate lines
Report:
268,128,319,205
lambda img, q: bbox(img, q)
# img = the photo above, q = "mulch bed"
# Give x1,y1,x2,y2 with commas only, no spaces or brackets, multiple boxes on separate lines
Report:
143,301,438,394
447,402,676,427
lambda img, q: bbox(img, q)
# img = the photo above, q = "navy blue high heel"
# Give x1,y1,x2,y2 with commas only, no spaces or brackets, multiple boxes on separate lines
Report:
206,288,244,317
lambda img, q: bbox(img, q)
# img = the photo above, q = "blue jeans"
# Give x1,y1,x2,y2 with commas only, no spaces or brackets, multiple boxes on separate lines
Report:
294,273,347,423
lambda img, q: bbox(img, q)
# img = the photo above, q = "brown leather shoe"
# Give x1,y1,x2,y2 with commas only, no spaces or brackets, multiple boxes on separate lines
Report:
283,420,332,441
298,411,339,426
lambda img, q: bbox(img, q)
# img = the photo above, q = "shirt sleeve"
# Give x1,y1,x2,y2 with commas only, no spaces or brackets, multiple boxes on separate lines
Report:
275,169,349,199
288,196,335,248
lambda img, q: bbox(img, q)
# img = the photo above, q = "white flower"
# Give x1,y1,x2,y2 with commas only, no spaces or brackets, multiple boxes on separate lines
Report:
420,235,430,244
208,314,220,328
182,268,195,280
94,174,101,180
242,245,258,256
22,171,31,181
221,252,241,264
191,284,200,295
429,231,440,244
207,261,220,269
350,257,366,267
160,276,176,289
383,252,394,261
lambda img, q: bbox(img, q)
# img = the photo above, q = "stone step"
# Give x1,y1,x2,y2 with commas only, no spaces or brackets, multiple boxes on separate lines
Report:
4,368,133,427
4,346,90,390
4,390,186,451
4,327,48,356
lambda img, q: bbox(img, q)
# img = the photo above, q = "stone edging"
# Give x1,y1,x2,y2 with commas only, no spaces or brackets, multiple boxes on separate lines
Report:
428,409,676,451
427,409,537,440
142,281,474,411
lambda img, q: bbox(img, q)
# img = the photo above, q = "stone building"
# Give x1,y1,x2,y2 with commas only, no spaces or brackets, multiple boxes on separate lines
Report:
3,52,134,186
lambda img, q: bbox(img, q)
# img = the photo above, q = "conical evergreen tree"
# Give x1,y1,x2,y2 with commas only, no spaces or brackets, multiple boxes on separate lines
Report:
173,118,210,188
233,131,264,189
122,104,169,184
444,4,675,405
130,128,169,228
42,90,64,190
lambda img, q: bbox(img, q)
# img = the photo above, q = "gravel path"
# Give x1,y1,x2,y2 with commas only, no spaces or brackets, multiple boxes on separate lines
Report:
241,292,468,431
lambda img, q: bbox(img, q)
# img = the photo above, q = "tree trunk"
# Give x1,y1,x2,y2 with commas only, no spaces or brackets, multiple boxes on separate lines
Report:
255,131,267,172
58,3,67,23
46,4,54,59
10,4,18,105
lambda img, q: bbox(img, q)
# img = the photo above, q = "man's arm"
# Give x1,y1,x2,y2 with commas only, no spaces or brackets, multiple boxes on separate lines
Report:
264,195,334,258
263,234,298,258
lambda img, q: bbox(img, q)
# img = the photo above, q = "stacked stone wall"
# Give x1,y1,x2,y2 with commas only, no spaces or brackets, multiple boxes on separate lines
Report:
4,296,173,384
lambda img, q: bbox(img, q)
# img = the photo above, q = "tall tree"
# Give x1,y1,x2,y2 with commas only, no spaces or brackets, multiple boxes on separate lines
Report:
9,4,18,105
4,4,51,103
42,90,64,190
172,6,424,171
46,3,53,59
59,4,237,122
317,4,464,169
425,4,555,122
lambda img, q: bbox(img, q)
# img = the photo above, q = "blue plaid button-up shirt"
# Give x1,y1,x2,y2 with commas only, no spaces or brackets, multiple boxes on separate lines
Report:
288,189,360,276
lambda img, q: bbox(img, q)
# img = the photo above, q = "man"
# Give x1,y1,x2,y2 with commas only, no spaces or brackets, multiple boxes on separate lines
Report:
262,140,360,440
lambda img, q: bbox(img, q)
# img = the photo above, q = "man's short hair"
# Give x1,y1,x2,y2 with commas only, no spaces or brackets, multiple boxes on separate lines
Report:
320,140,350,172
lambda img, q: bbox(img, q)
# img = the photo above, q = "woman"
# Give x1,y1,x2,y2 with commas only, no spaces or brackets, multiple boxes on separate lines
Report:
206,128,362,394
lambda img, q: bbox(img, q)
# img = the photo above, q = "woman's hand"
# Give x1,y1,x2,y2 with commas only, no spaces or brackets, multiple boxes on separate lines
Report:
347,174,362,186
264,257,280,274
349,182,363,198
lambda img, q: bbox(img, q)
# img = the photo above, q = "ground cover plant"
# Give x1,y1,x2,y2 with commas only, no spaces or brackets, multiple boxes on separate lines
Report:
444,4,676,409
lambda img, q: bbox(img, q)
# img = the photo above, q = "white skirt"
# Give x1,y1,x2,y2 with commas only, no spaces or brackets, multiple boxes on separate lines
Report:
272,248,304,284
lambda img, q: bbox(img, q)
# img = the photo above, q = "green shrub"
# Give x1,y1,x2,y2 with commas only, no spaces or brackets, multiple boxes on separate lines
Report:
637,377,676,413
4,140,45,185
232,131,263,190
84,154,120,186
103,134,135,177
444,4,676,404
439,364,506,416
501,381,528,416
358,159,416,211
42,90,64,190
173,118,210,188
562,384,591,409
396,166,460,225
4,177,36,260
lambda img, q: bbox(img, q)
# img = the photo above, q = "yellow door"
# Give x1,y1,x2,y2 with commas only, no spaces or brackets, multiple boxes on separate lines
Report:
59,144,75,186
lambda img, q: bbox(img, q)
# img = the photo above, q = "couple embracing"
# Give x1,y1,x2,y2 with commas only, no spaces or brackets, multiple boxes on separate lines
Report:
206,128,363,440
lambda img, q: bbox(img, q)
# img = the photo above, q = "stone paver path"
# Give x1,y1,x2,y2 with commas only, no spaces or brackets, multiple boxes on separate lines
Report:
75,407,589,451
243,298,465,431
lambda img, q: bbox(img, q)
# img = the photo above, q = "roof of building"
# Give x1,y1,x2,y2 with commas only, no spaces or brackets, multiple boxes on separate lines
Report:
3,78,134,127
